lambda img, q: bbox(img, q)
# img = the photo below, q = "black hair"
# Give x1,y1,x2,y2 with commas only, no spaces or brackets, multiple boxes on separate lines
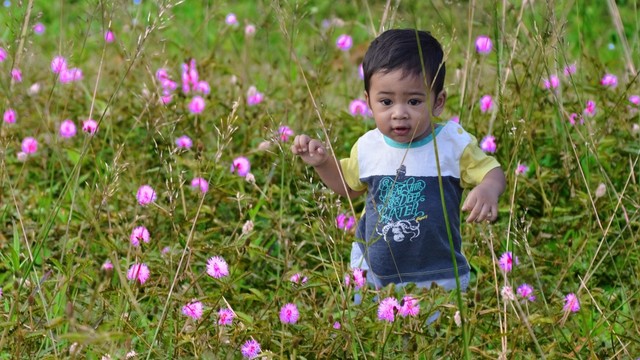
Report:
362,29,445,95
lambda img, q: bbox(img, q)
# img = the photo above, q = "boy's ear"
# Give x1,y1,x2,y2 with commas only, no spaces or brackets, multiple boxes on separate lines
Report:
364,90,370,108
432,90,446,116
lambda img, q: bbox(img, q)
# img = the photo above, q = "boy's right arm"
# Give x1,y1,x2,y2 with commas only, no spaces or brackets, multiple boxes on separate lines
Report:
291,134,364,199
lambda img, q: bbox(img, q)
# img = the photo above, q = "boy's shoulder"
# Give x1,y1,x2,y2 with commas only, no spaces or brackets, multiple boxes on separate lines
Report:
438,120,474,146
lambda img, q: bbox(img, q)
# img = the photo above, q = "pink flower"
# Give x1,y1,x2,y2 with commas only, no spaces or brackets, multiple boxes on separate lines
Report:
16,152,27,162
3,108,16,124
629,95,640,106
278,125,294,141
190,177,209,193
225,13,238,26
60,67,83,83
480,135,497,153
59,120,77,138
241,339,261,359
11,68,22,82
188,96,205,114
475,35,492,54
501,285,516,301
289,273,308,285
515,163,528,176
162,246,171,255
104,30,115,43
600,73,617,88
245,24,256,37
517,283,535,302
82,119,98,134
543,74,560,89
33,22,45,35
377,297,399,322
398,295,420,317
336,213,356,230
247,86,264,106
136,185,157,206
127,263,150,284
206,256,229,279
352,268,365,289
333,321,341,329
563,293,580,312
584,100,596,117
182,301,204,320
349,99,370,117
102,260,113,271
479,95,494,113
449,116,460,123
358,63,364,79
195,81,210,94
175,135,193,149
51,56,67,73
21,137,38,154
568,113,579,125
498,251,518,272
336,34,353,51
218,308,235,325
130,226,150,246
563,63,576,76
231,156,251,177
156,68,169,81
0,47,7,62
279,303,300,324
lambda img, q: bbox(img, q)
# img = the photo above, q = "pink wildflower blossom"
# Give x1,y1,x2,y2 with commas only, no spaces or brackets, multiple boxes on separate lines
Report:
195,81,210,94
247,86,264,106
358,63,364,79
3,108,16,124
245,24,256,37
60,68,83,83
336,213,356,231
336,34,353,51
82,119,98,134
498,251,518,272
352,268,365,289
568,113,580,125
515,163,528,176
206,256,229,279
333,321,341,329
130,226,150,246
517,283,535,302
584,100,596,117
344,273,350,287
231,156,251,177
51,56,67,73
0,47,7,62
278,125,294,141
16,152,27,162
279,303,300,324
479,95,494,113
21,137,38,154
182,301,204,320
543,74,560,89
127,263,150,284
289,273,308,285
175,135,192,149
218,308,235,325
600,73,617,88
501,285,516,301
563,293,580,312
190,177,209,193
188,96,205,114
475,35,492,54
629,95,640,106
11,68,22,82
480,135,497,153
241,339,261,359
349,99,370,117
102,260,113,271
59,120,77,138
564,63,576,76
136,185,156,206
398,295,420,317
377,297,399,322
104,30,115,43
33,23,45,35
225,13,238,26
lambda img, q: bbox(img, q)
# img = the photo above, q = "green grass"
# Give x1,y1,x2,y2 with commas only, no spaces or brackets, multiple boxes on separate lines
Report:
0,0,639,358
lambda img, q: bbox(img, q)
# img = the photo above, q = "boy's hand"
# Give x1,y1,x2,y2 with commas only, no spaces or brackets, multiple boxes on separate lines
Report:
461,167,506,223
291,134,329,167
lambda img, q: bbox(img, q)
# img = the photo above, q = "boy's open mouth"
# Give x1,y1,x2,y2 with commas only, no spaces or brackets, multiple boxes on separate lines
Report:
392,126,411,136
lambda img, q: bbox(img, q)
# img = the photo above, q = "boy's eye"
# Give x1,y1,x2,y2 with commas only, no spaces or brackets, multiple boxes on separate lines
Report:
380,99,392,106
408,99,422,106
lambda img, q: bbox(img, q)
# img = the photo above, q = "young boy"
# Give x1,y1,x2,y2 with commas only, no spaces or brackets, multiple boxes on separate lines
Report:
291,29,506,292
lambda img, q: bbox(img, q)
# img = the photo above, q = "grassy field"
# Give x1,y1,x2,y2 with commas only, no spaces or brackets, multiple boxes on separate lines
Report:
0,0,639,358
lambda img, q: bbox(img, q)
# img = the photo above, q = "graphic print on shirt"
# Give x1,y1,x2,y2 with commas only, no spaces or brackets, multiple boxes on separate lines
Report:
374,165,427,243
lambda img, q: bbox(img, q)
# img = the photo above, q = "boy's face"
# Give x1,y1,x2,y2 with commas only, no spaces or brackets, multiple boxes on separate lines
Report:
365,70,446,144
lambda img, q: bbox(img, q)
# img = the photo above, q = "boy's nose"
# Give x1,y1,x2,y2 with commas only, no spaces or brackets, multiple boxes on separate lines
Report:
392,106,409,120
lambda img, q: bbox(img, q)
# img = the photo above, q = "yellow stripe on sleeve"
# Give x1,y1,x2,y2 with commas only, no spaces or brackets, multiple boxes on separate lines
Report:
459,135,501,188
339,141,367,192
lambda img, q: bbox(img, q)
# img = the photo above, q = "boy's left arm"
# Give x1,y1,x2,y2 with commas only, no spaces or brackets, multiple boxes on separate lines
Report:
461,167,506,223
